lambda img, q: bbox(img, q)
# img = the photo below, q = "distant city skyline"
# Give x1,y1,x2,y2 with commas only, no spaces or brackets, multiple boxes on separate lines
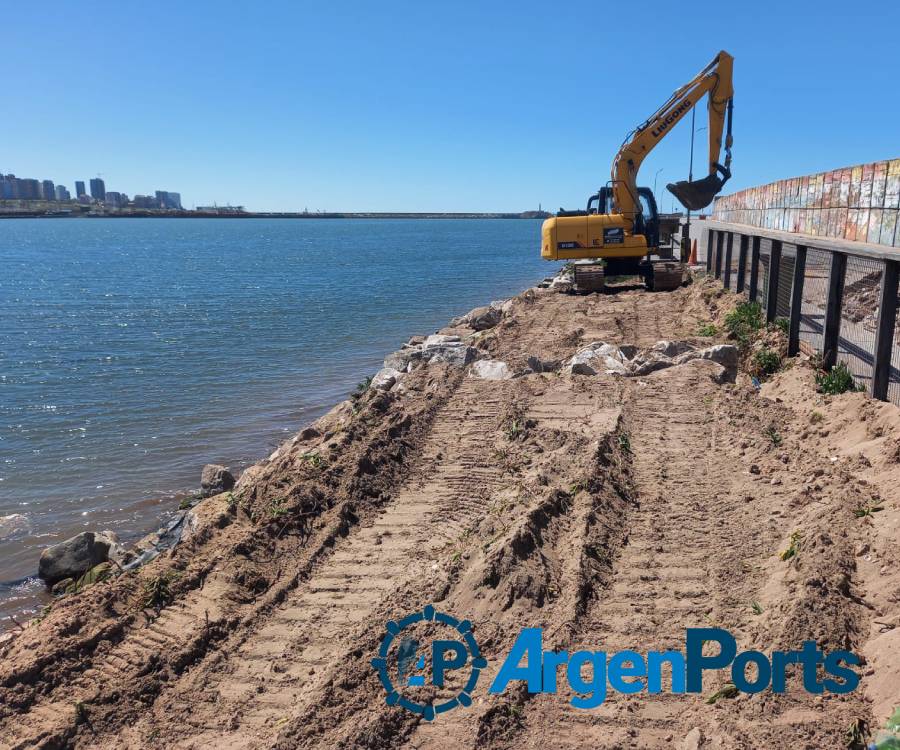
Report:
1,170,182,210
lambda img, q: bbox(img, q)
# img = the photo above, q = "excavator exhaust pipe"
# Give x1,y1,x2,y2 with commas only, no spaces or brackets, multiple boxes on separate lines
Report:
667,163,731,211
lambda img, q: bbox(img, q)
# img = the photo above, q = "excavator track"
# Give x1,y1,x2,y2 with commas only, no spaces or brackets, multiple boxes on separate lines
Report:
573,262,605,293
645,261,685,292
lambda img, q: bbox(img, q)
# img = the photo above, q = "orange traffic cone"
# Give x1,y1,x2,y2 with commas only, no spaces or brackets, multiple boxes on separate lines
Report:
688,238,698,265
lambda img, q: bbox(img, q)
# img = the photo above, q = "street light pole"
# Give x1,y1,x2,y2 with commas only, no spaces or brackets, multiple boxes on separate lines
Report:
683,110,707,263
653,168,664,210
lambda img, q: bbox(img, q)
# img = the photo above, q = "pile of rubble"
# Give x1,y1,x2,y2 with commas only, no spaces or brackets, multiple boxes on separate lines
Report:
563,340,740,382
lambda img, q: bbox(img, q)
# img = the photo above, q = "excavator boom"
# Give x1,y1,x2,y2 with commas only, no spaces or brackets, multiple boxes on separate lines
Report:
612,51,734,217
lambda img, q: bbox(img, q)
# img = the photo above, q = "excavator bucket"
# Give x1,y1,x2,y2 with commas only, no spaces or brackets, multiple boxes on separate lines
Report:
666,172,727,211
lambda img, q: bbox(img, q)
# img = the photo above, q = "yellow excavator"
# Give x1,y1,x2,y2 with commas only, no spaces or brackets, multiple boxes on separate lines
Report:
541,50,734,291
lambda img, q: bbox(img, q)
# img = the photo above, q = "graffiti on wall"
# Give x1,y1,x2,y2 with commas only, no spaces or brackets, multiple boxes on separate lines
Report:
712,159,900,247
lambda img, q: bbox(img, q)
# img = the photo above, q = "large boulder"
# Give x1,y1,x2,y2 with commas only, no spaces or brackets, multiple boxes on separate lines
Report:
371,367,402,391
38,530,124,586
466,305,502,331
421,335,479,367
470,360,512,380
0,513,30,541
626,341,697,376
565,342,630,375
674,344,739,382
200,464,235,497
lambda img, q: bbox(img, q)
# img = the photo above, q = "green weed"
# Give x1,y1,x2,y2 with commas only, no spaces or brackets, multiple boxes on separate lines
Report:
809,410,825,424
141,572,177,610
697,322,718,337
268,497,289,519
854,503,885,519
773,317,790,335
505,418,524,440
816,362,862,395
706,682,739,704
780,531,802,561
753,348,782,376
618,432,632,454
301,452,325,470
764,425,783,447
724,301,764,346
750,601,763,615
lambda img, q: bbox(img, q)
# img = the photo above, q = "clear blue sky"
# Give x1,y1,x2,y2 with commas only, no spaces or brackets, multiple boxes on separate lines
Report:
5,1,898,212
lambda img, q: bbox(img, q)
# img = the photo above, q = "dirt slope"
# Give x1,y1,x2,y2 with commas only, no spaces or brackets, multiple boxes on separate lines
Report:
0,277,896,749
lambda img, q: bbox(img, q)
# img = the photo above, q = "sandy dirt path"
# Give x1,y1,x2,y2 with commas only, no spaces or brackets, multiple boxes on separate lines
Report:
1,278,895,750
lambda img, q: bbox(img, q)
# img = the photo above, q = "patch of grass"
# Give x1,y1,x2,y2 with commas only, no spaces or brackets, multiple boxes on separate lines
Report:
750,601,763,615
816,362,862,395
617,432,632,454
724,301,764,346
854,502,885,519
697,322,718,337
809,410,825,424
141,572,177,610
764,425,783,447
568,482,584,496
706,682,739,704
780,531,802,561
772,317,790,335
753,348,782,377
179,497,193,511
224,492,238,514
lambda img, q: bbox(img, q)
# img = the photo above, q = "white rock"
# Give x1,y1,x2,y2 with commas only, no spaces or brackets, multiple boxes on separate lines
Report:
372,367,402,391
673,344,739,381
652,340,695,357
470,360,512,380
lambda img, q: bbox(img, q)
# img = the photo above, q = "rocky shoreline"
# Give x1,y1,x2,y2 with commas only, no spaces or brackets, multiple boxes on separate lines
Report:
18,267,741,608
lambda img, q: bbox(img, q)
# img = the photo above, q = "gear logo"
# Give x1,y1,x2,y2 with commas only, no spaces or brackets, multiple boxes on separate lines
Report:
371,605,486,719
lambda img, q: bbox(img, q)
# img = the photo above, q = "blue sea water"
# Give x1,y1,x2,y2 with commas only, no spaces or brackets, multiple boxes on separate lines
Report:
0,217,551,621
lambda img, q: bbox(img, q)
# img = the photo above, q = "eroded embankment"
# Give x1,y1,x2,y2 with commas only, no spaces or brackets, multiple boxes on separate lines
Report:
0,276,897,750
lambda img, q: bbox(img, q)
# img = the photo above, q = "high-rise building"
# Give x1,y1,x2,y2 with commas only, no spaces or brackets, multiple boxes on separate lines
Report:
0,174,16,199
75,180,86,198
55,185,71,201
155,190,182,209
90,178,106,201
18,179,41,200
42,180,55,201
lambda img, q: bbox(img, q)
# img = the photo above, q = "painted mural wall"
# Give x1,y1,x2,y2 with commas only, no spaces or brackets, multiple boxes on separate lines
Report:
712,158,900,247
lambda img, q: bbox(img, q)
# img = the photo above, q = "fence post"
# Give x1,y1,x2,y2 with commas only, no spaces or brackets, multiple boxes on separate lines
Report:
871,259,899,400
822,252,847,370
765,240,782,322
723,233,734,289
736,234,748,293
706,230,713,272
714,232,724,279
748,236,760,302
787,245,807,357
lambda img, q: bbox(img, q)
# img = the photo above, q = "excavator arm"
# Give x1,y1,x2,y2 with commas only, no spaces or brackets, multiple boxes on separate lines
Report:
611,50,734,219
